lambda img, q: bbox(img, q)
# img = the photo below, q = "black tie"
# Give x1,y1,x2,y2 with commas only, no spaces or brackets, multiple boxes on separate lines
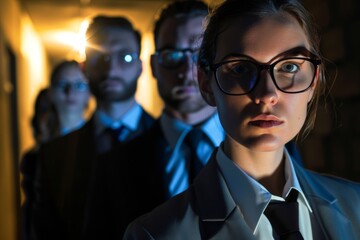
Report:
107,126,126,143
264,192,304,240
97,126,126,153
183,129,206,183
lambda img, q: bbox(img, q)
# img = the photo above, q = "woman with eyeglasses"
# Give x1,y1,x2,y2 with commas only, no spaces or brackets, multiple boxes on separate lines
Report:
124,0,360,239
49,60,90,136
21,60,90,240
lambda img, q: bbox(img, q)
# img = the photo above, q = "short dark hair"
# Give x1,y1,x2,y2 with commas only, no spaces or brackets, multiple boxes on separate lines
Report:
50,60,80,85
198,0,325,138
153,0,209,47
86,16,142,53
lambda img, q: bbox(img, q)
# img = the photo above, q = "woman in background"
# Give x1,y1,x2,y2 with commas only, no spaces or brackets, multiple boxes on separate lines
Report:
21,60,90,240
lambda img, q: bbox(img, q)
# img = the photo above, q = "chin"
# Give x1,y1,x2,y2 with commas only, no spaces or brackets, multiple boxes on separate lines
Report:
242,134,284,152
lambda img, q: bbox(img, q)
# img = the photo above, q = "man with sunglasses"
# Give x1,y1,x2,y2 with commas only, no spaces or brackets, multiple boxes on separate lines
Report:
31,16,155,240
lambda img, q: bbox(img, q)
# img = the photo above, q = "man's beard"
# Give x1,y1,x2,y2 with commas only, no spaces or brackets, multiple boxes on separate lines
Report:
162,91,208,114
90,77,137,102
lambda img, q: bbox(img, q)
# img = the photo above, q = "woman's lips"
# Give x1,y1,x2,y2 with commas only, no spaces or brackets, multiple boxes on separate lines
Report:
249,114,284,128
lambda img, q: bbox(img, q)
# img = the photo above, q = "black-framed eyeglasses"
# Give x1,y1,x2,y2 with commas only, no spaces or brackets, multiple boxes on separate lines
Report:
210,57,321,95
88,50,139,67
155,48,199,68
53,81,89,92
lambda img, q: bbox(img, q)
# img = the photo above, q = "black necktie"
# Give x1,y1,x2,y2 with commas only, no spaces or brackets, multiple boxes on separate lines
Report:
97,126,126,153
107,126,126,143
264,191,304,240
183,129,206,183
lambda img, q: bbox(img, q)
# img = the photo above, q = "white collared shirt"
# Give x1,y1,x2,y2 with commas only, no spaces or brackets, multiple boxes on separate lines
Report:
216,145,314,239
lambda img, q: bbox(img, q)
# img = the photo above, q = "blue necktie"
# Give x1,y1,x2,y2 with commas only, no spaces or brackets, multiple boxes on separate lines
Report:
183,129,206,183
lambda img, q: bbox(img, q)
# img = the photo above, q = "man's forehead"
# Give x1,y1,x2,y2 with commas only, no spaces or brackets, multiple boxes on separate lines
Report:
88,28,136,44
156,16,204,48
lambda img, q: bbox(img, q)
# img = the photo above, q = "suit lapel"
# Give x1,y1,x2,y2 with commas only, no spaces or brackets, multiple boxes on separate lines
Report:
294,163,355,239
193,152,255,240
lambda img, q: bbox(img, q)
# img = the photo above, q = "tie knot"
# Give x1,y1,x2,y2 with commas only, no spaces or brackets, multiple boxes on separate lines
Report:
264,191,304,240
184,128,205,150
106,125,129,142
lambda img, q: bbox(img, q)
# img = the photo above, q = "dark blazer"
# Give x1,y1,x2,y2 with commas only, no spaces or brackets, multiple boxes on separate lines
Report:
21,148,40,240
85,120,304,239
31,110,154,240
84,120,168,239
124,149,360,240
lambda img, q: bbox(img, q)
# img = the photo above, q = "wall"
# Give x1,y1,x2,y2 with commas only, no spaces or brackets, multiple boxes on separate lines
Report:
300,0,360,181
0,0,50,239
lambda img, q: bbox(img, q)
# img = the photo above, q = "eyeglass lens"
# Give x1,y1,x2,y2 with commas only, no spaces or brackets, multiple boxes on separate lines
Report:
53,81,89,92
215,58,317,95
157,49,198,68
89,51,138,67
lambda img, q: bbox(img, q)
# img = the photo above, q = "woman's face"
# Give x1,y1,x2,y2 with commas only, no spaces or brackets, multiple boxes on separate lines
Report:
51,65,90,114
201,13,317,152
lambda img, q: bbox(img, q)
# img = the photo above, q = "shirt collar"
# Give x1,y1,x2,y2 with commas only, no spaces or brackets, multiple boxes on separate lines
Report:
159,111,224,149
94,102,142,135
60,118,86,136
216,144,312,233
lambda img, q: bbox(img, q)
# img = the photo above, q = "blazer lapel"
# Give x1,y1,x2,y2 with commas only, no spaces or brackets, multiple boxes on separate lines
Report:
294,163,355,239
193,152,255,240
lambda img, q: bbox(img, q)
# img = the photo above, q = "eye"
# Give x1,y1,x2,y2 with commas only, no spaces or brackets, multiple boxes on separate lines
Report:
167,51,183,61
74,82,89,91
279,62,300,73
223,61,254,76
124,54,133,63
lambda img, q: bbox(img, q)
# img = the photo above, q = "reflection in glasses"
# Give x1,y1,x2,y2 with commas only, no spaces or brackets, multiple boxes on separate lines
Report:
88,50,139,67
211,57,321,95
53,81,89,92
155,48,199,68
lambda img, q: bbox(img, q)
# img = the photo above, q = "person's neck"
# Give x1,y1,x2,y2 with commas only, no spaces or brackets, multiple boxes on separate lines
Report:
224,137,286,196
58,112,84,131
97,97,136,121
164,105,217,126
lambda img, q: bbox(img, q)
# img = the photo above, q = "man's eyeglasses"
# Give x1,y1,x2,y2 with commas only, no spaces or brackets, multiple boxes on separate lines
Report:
210,57,321,95
155,48,199,68
53,81,89,92
89,51,139,67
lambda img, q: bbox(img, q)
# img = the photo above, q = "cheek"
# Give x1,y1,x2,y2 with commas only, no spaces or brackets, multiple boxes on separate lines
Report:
215,94,246,135
286,94,309,130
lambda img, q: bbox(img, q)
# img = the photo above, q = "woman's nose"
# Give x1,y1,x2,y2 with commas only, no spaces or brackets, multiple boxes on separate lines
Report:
252,71,279,105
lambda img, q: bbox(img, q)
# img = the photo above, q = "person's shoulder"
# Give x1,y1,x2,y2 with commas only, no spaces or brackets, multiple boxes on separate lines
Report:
117,120,162,149
124,188,196,239
304,169,360,195
43,120,91,147
139,108,156,127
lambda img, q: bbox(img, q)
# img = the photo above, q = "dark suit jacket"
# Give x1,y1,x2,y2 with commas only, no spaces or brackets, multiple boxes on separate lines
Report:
85,120,168,239
124,150,360,240
85,120,304,239
31,109,154,240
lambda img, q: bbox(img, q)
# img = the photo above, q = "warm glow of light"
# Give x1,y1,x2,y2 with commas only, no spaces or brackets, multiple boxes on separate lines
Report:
135,33,163,118
76,19,90,62
42,19,89,62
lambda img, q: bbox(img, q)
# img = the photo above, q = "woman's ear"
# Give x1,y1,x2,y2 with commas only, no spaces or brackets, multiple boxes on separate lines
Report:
198,67,216,106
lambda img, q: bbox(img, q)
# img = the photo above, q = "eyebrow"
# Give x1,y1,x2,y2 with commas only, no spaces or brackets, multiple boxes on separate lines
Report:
221,46,315,63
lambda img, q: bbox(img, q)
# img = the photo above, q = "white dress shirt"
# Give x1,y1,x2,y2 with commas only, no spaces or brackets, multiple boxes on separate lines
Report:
216,145,315,239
